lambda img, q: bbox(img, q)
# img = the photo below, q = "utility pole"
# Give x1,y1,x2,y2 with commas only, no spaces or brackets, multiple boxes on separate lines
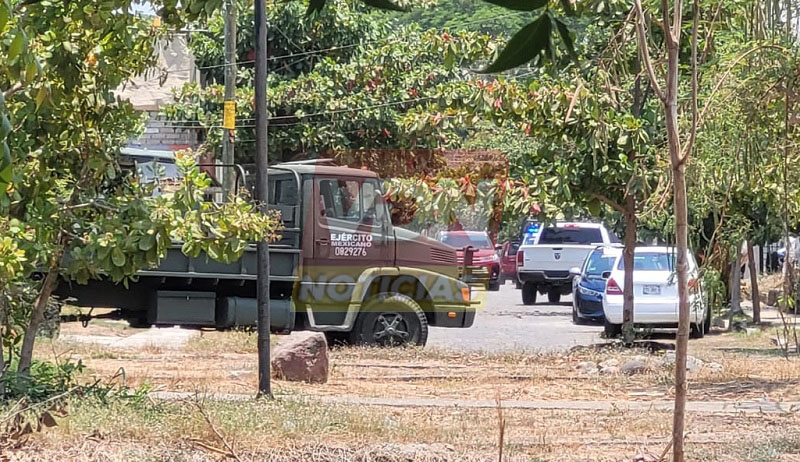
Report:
222,0,237,199
254,0,272,398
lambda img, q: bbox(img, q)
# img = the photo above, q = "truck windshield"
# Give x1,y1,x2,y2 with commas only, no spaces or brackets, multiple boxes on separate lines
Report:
538,227,602,245
441,233,493,249
584,250,616,276
617,252,676,271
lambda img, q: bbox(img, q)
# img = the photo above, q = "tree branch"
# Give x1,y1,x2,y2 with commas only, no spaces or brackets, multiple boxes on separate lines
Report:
3,83,24,101
633,0,666,101
589,192,626,215
678,0,700,167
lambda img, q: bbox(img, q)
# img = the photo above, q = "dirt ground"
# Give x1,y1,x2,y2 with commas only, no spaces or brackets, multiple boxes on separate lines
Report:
4,317,798,461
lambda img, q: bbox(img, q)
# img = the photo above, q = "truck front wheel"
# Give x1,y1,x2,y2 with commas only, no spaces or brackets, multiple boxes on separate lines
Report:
522,283,537,305
350,293,428,347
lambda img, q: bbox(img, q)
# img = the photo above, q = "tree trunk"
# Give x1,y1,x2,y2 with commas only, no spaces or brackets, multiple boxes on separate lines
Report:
17,263,61,375
622,197,637,342
663,1,690,460
729,245,742,314
747,241,761,324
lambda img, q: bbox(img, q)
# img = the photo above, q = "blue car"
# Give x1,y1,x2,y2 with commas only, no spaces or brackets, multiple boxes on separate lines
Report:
570,246,622,324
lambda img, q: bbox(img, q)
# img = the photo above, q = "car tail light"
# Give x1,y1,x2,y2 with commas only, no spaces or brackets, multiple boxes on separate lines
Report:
606,278,622,295
517,249,524,266
688,278,698,292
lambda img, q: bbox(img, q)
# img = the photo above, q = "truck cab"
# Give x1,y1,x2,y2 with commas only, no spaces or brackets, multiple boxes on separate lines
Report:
58,159,476,347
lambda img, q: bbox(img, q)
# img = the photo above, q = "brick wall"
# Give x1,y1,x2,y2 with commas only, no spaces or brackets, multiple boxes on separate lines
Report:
128,111,200,151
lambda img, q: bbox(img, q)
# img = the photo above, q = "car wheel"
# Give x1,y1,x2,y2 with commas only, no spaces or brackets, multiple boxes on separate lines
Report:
350,293,428,347
572,301,586,325
604,319,622,338
488,280,501,292
547,289,561,304
522,283,537,305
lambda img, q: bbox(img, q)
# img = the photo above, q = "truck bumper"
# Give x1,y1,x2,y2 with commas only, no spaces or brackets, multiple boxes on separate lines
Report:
518,270,573,285
431,303,476,328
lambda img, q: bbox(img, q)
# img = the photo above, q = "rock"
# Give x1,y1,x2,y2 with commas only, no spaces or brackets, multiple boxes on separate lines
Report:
745,327,761,336
661,351,704,372
730,320,747,333
711,317,727,329
600,366,619,375
271,333,329,384
576,361,599,374
599,358,619,368
620,359,649,375
768,289,783,307
705,362,724,374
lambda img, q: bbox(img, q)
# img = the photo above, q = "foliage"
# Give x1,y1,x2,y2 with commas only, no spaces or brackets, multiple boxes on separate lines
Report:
164,0,497,163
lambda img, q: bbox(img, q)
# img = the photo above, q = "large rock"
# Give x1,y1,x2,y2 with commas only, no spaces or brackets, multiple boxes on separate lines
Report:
271,333,329,384
620,357,649,375
661,351,704,372
576,361,599,375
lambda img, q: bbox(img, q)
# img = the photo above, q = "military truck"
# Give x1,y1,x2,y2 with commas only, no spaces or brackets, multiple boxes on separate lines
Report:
59,157,476,346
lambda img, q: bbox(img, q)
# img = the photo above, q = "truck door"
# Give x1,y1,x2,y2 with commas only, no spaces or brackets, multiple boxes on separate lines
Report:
303,176,393,326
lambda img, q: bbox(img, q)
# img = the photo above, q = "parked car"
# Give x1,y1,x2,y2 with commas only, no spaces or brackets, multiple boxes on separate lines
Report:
602,247,711,339
517,222,618,305
440,230,501,291
569,245,622,324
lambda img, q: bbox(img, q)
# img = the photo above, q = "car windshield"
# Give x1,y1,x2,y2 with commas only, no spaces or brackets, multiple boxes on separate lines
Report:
538,227,602,245
441,233,493,249
585,250,617,276
617,252,676,271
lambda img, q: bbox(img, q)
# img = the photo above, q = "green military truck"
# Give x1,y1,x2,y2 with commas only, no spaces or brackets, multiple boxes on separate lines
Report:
59,157,477,346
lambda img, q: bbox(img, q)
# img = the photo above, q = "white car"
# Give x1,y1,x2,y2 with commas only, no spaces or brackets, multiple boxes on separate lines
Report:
602,247,710,338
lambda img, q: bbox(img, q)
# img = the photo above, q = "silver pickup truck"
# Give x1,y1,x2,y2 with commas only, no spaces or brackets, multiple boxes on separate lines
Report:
517,222,618,305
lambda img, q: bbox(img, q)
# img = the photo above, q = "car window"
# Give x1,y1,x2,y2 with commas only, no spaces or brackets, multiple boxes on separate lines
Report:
584,250,617,275
441,233,493,249
269,178,298,205
617,252,676,271
318,178,382,225
538,227,603,245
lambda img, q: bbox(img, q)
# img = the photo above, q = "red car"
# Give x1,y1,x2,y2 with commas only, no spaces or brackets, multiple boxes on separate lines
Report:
439,230,501,291
499,241,520,285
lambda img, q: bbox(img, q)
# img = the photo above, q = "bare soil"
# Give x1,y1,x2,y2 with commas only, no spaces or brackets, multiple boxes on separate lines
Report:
8,320,800,461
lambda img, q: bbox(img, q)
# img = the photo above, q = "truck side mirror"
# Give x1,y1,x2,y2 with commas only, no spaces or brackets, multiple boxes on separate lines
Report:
601,271,611,279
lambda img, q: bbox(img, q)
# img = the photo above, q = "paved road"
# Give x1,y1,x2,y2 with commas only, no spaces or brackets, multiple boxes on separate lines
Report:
427,283,602,352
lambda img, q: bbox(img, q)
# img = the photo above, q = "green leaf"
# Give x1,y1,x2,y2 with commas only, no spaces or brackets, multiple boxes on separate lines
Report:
305,0,325,15
480,14,552,73
0,114,11,141
0,3,9,32
35,86,47,110
138,233,155,251
553,17,578,64
7,31,25,63
111,247,125,267
481,0,547,12
25,59,38,84
359,0,409,11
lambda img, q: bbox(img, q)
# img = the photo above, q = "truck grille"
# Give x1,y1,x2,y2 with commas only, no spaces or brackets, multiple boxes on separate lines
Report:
544,270,570,279
431,248,456,265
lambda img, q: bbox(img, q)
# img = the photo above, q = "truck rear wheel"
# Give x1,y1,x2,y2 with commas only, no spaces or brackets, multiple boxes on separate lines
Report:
522,283,537,305
350,293,428,347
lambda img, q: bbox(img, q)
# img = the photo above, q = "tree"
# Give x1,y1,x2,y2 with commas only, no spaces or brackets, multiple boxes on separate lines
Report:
0,0,278,385
164,0,497,163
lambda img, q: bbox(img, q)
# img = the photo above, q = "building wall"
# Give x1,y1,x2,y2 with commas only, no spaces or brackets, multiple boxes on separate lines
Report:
128,111,200,151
